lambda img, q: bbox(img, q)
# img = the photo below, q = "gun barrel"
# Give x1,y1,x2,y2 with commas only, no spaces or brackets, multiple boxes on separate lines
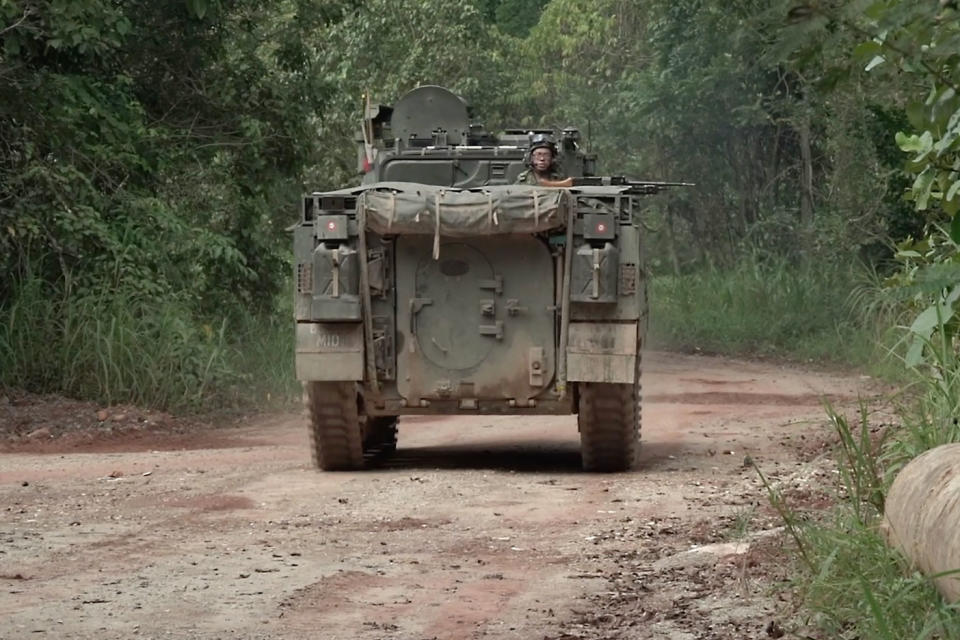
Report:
570,176,695,189
632,180,696,187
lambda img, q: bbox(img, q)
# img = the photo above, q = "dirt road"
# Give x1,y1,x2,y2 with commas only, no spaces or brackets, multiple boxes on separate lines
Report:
0,352,877,639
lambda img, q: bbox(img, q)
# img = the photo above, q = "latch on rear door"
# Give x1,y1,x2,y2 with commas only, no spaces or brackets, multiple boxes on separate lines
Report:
529,346,545,386
505,298,527,316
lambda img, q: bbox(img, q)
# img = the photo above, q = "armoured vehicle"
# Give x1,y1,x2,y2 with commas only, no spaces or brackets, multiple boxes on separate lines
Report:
293,86,677,472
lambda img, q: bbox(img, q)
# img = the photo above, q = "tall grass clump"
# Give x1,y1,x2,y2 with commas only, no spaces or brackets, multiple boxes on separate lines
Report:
0,275,297,411
770,242,960,637
221,293,300,409
649,253,884,367
772,402,960,639
767,305,960,638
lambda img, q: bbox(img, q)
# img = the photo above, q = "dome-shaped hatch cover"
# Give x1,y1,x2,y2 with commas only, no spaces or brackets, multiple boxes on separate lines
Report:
390,86,469,146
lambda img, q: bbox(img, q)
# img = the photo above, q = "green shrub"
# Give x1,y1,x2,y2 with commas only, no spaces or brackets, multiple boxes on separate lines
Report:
0,275,297,411
649,254,885,368
774,406,960,640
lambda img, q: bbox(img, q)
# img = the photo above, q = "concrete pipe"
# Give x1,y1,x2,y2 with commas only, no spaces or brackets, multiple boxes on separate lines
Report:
883,442,960,602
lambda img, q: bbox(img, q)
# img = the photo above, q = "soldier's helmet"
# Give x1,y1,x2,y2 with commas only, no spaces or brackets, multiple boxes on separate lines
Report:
528,133,557,155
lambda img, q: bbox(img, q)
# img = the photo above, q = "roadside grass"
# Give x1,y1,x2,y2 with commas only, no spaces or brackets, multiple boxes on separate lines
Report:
648,254,896,375
221,296,300,410
763,404,960,639
4,252,894,410
667,255,960,636
0,275,298,412
793,504,958,639
722,506,758,544
761,372,960,637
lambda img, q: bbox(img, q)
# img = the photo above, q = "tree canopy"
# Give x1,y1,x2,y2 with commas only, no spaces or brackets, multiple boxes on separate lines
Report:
1,0,954,402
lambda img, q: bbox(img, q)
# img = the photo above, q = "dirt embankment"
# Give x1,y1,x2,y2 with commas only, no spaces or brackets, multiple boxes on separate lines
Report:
0,352,884,639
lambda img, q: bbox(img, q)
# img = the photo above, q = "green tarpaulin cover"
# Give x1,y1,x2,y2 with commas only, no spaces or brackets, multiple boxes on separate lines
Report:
358,182,570,237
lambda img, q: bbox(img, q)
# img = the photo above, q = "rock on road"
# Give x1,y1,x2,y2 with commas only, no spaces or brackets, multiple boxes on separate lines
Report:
0,352,877,640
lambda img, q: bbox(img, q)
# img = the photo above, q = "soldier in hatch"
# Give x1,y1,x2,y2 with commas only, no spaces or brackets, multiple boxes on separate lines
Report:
516,133,566,185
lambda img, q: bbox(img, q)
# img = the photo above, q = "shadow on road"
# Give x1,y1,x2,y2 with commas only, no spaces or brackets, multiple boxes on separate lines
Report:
366,439,582,472
363,438,695,474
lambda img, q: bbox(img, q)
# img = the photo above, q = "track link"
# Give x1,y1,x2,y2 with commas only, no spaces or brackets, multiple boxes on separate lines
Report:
306,382,364,470
364,416,398,454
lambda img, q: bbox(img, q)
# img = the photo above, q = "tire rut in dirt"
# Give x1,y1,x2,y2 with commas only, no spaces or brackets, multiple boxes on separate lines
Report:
306,382,364,470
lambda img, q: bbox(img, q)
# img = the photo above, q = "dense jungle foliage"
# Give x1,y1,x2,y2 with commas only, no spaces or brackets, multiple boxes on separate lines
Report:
1,0,958,406
4,2,960,635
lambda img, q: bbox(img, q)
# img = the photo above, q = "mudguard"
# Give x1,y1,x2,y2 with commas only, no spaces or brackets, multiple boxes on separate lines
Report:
295,323,364,381
566,322,637,384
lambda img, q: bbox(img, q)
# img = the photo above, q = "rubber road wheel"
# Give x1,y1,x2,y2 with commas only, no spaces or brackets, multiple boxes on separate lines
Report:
306,381,364,470
577,350,641,472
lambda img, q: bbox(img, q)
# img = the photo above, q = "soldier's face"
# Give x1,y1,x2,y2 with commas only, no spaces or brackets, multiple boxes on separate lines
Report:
531,149,553,172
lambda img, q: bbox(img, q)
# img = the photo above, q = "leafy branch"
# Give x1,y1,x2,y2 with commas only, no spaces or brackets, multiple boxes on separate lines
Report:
0,8,31,36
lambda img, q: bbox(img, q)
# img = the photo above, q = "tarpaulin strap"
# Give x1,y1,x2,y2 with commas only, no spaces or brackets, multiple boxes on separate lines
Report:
386,191,396,230
486,191,494,228
433,191,442,260
533,190,541,226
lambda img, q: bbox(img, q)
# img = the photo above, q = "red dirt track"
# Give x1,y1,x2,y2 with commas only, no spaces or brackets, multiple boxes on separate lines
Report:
0,351,880,639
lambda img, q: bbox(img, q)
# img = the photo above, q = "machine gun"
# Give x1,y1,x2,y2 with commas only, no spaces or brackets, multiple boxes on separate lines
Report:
539,176,695,193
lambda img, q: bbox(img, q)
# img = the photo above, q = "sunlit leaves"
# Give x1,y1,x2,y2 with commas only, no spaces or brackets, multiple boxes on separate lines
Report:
864,55,886,71
863,4,960,225
779,0,960,226
769,1,960,373
905,284,960,367
911,168,936,210
897,130,933,158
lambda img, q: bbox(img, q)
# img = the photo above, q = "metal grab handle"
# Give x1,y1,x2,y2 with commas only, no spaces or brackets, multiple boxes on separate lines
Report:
591,248,601,299
479,275,503,294
331,247,341,298
479,321,503,340
409,297,433,352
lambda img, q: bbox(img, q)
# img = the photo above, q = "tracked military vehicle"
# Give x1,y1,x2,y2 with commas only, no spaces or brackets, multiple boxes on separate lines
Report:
293,86,676,472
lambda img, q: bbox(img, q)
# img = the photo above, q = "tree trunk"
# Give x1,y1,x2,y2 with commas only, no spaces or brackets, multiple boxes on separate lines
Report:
664,208,681,276
798,112,814,224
